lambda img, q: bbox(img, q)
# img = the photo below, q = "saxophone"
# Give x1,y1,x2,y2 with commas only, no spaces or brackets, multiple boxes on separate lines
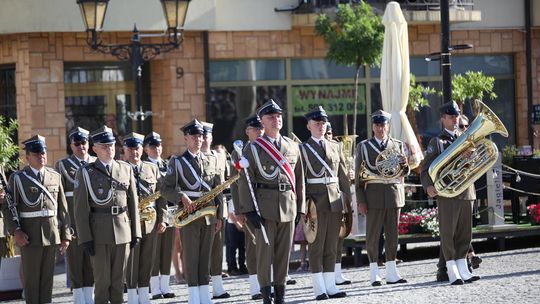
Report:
139,191,160,222
172,174,240,228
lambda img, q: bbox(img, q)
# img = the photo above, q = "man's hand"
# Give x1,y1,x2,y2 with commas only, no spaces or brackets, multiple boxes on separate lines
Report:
14,229,29,247
0,189,6,200
157,222,167,234
358,203,368,216
130,237,141,249
463,147,476,159
245,212,263,229
82,241,95,256
180,194,195,213
59,240,70,255
215,218,222,233
426,185,438,198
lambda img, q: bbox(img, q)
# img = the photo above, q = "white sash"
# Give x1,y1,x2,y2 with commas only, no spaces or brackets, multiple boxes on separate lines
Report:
181,156,211,192
82,167,113,206
17,172,57,208
302,142,336,178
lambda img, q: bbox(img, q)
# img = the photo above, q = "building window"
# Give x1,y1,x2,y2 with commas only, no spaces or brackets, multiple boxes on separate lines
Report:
0,65,17,121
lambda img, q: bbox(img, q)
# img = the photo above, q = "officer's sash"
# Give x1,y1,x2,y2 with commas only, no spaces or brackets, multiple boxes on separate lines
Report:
253,137,296,193
16,171,57,207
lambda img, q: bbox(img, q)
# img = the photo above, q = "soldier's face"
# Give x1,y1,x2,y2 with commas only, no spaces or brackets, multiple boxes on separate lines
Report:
185,134,203,152
441,114,459,131
144,144,162,159
202,133,213,150
93,143,115,162
26,151,47,169
70,140,89,158
124,146,142,163
261,113,282,132
307,120,327,139
245,127,263,141
372,123,389,140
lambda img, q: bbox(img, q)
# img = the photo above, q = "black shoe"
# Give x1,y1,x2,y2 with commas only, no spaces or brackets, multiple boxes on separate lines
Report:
471,256,482,269
251,293,263,300
229,269,243,276
286,278,296,285
336,279,352,285
162,293,175,298
450,279,464,285
436,268,449,282
239,265,249,275
261,286,272,304
274,285,285,304
371,281,382,287
387,278,408,284
212,292,231,299
315,293,329,301
328,291,347,298
151,294,163,300
465,275,481,283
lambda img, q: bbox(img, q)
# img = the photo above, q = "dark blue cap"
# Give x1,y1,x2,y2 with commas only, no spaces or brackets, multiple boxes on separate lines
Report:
143,132,162,146
181,119,205,135
202,122,213,135
257,99,283,117
371,109,391,124
23,135,47,153
326,122,332,131
68,127,90,142
245,114,263,129
90,126,116,144
440,101,461,116
123,132,144,148
304,106,328,122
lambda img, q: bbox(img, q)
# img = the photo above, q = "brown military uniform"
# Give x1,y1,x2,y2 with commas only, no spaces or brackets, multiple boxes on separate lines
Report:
355,137,409,263
420,129,475,261
160,150,224,287
55,155,96,289
125,161,166,289
73,160,141,304
237,134,306,288
4,166,71,304
209,149,228,279
301,137,351,273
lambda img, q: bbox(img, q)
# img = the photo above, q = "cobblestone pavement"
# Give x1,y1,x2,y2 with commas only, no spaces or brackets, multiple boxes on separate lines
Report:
4,246,540,303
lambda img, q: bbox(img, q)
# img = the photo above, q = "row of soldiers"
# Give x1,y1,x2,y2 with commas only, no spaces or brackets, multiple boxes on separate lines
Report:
0,98,480,304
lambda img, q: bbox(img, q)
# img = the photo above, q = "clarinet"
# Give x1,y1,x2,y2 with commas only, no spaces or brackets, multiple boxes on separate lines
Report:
0,171,21,230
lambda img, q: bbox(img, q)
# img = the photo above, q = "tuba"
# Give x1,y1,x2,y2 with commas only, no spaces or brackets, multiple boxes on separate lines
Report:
428,100,508,197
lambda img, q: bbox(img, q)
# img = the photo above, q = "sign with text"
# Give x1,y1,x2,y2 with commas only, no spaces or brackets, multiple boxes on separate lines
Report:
292,85,366,116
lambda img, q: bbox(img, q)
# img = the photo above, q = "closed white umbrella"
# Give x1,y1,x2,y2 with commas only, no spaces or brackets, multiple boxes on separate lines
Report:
380,1,423,168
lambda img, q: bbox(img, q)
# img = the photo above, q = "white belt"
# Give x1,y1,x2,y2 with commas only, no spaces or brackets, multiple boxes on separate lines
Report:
306,177,339,185
144,202,156,208
20,209,56,218
364,179,401,185
184,191,203,198
65,191,73,197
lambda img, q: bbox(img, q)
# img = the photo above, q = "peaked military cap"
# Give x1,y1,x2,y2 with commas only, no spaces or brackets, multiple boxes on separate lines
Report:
257,99,283,117
90,126,116,144
201,122,214,135
23,135,47,153
245,114,263,129
326,121,332,131
439,101,461,116
304,106,328,122
181,119,205,135
68,127,90,143
371,109,391,124
123,132,144,148
143,132,162,146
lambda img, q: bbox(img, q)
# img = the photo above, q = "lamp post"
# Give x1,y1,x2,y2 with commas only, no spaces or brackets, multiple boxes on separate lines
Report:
76,0,191,132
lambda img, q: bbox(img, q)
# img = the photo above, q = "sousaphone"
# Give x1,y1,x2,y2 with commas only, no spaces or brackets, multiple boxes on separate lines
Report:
303,198,317,243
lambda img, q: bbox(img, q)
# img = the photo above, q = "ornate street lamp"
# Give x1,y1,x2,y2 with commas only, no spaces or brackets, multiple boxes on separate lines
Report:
76,0,191,131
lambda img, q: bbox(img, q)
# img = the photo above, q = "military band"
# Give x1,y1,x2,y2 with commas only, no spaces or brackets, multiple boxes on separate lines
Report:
55,127,96,304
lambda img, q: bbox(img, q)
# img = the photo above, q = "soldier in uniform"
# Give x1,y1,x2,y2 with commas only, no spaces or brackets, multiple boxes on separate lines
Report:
2,135,71,304
161,119,224,304
355,110,409,286
229,114,264,300
144,132,177,299
420,101,480,285
73,126,142,304
0,166,7,270
237,99,305,304
55,127,96,303
300,107,351,300
200,121,231,300
123,132,167,304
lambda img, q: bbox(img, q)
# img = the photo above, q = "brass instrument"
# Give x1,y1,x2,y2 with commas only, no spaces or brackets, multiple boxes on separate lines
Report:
335,135,358,174
303,198,317,243
173,175,240,227
428,100,508,197
358,147,406,183
139,191,160,222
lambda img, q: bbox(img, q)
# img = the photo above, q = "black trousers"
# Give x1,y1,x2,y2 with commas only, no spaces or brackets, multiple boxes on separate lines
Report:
225,222,245,270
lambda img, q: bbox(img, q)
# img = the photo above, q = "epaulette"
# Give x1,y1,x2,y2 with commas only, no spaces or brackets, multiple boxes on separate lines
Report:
44,166,61,177
142,160,158,168
116,160,130,167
